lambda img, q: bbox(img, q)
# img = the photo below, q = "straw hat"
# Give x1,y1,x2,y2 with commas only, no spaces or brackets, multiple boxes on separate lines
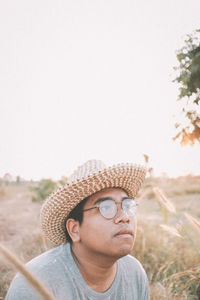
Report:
40,160,146,245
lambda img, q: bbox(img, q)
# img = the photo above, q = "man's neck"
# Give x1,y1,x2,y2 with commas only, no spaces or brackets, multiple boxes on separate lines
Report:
71,244,117,293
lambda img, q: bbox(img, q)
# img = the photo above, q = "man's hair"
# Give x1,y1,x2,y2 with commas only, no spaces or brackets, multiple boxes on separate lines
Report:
64,196,89,243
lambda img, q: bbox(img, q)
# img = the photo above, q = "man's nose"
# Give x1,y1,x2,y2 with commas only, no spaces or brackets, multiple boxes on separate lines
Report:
114,207,130,224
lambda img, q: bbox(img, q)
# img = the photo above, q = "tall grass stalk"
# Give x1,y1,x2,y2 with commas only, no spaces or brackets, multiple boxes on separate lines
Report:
160,224,183,238
0,244,56,300
153,187,176,214
184,213,200,234
153,187,200,256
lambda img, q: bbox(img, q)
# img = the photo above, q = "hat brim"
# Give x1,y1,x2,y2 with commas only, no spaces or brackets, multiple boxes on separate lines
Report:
40,164,146,245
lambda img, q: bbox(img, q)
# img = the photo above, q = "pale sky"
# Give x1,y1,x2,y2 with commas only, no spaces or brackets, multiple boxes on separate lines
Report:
0,0,200,180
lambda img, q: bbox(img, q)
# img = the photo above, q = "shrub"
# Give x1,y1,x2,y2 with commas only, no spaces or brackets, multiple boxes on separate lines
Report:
31,179,57,202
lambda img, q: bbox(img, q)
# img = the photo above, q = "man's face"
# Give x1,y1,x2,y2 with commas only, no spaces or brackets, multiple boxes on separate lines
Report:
77,187,137,259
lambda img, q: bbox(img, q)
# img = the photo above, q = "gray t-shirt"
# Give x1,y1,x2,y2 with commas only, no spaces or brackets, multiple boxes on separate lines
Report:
6,243,149,300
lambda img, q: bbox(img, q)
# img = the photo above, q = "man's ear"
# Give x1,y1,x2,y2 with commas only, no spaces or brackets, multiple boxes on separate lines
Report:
66,218,81,243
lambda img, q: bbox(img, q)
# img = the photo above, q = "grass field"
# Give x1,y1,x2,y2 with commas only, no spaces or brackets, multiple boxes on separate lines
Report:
0,176,200,299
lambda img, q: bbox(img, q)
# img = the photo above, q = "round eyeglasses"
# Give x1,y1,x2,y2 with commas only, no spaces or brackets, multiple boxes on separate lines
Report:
82,198,138,220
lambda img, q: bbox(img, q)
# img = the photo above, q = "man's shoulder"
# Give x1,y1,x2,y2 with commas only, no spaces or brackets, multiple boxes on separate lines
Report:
25,243,67,272
119,253,143,266
118,254,149,298
119,254,147,278
5,243,71,299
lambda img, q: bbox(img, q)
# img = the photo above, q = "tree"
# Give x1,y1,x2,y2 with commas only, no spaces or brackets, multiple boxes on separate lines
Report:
173,29,200,145
31,179,57,202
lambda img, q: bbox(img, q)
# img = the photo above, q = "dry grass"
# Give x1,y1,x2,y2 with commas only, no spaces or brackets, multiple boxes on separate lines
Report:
0,177,200,299
134,220,200,299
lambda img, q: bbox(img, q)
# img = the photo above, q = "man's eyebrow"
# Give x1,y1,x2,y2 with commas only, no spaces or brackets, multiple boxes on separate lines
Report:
93,196,129,205
93,197,111,205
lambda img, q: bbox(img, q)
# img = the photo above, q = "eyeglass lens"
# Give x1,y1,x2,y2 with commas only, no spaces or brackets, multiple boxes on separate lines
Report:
99,199,137,219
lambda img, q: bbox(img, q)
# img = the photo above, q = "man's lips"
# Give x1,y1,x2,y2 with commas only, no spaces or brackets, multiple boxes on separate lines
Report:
114,229,134,238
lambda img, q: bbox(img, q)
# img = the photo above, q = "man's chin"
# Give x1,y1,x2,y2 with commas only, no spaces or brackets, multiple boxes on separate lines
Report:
113,242,134,259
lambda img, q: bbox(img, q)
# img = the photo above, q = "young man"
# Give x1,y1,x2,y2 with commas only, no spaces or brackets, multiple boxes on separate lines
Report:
6,160,149,300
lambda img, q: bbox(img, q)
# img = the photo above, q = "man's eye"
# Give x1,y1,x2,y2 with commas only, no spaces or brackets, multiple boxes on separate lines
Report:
101,204,111,211
123,203,130,210
123,199,134,210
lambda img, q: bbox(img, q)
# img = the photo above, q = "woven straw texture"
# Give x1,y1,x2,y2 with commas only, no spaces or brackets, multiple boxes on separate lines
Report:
40,160,146,245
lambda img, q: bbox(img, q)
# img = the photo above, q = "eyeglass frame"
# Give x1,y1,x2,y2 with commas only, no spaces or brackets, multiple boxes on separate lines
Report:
82,197,138,220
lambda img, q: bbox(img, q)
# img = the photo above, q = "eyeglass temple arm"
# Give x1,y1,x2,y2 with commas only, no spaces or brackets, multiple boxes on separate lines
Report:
82,206,98,212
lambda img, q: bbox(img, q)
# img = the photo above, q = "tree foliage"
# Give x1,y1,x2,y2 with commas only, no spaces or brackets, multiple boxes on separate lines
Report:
31,179,57,202
173,29,200,145
31,177,68,202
